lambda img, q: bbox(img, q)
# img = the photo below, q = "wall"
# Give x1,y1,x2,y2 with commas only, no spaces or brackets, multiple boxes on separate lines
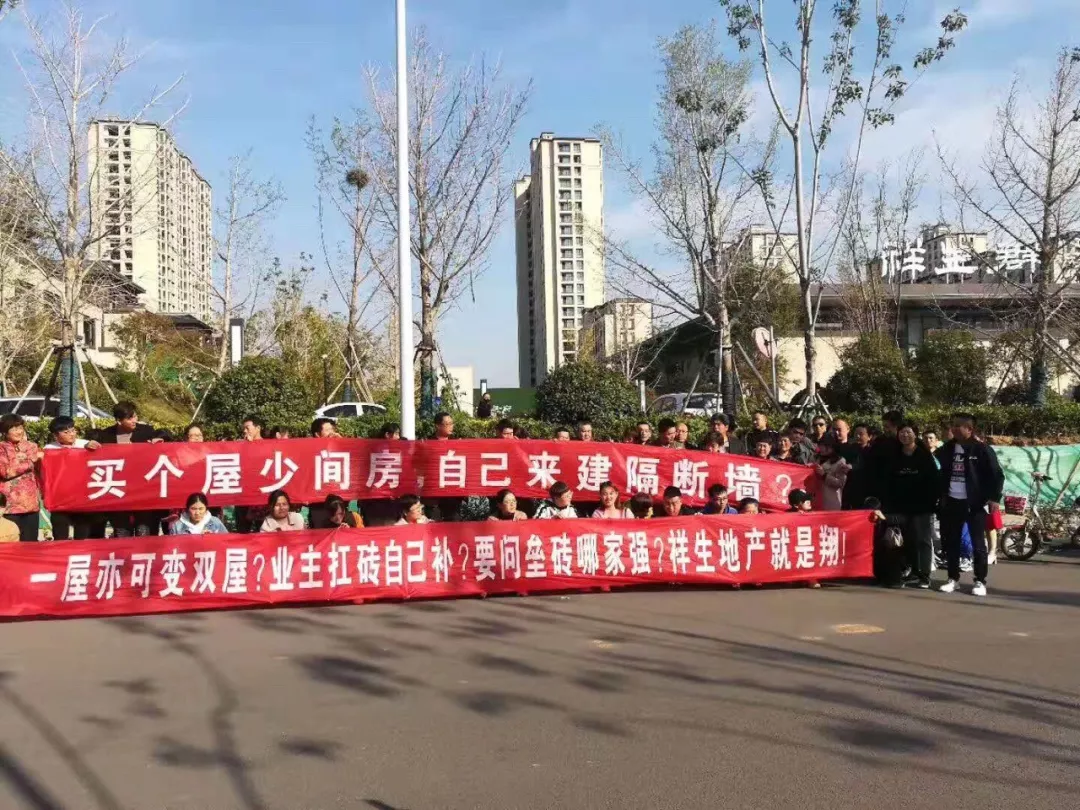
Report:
776,335,857,402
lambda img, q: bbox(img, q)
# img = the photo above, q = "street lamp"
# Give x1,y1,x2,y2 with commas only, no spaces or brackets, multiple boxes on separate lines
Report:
396,0,416,439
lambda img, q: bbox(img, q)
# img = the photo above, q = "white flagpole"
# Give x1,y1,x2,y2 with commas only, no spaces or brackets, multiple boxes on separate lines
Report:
396,0,416,439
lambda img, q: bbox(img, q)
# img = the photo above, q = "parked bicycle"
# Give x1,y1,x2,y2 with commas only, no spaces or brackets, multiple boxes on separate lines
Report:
999,472,1080,561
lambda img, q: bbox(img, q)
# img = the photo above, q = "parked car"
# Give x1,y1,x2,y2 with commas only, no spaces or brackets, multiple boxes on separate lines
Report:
314,401,388,420
0,396,112,422
648,392,720,417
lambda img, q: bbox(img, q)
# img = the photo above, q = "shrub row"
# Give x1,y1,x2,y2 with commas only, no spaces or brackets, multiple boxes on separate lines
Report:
22,401,1080,446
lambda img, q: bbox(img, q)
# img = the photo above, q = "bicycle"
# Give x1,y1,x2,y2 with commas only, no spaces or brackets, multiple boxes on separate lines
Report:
999,472,1080,561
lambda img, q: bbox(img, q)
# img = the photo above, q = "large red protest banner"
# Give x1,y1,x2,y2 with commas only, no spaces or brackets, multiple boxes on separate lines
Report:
0,512,874,621
41,438,815,513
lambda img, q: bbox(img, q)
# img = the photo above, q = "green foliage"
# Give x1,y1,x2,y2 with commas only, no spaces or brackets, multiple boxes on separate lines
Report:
535,362,640,425
204,357,314,428
912,331,989,405
23,402,1080,446
825,334,920,413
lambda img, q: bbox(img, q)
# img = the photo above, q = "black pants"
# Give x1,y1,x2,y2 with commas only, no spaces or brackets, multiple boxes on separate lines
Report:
894,512,934,581
940,498,989,583
10,512,40,542
51,512,104,540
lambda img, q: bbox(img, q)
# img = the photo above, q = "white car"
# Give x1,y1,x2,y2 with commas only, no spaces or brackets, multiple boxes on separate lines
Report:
314,401,388,420
648,392,720,417
0,396,112,422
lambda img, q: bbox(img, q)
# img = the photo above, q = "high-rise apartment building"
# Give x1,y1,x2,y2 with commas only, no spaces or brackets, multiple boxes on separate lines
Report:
515,133,605,387
873,224,988,284
88,120,212,319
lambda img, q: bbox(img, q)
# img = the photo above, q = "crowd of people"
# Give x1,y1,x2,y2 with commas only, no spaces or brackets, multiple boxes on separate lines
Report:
0,401,1004,596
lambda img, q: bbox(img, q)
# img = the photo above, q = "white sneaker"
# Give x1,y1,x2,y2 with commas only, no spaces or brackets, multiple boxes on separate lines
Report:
972,582,987,597
988,552,998,565
960,558,974,573
939,579,958,594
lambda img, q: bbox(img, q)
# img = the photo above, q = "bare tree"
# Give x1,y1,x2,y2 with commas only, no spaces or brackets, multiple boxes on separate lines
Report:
365,29,531,413
0,3,185,410
0,160,53,391
837,153,924,336
939,47,1080,405
600,24,774,413
0,0,19,23
718,0,967,399
308,114,392,402
212,152,283,376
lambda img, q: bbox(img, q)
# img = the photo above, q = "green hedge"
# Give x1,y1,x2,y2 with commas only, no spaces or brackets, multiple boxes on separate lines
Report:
22,402,1080,446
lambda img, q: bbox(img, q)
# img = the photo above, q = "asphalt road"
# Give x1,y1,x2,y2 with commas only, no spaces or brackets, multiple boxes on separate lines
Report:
2,556,1079,810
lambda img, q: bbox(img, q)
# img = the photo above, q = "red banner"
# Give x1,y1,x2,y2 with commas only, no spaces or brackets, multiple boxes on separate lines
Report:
41,439,814,513
0,512,874,620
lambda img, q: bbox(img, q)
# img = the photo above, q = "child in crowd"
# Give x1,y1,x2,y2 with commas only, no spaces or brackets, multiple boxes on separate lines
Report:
787,489,813,513
44,417,101,540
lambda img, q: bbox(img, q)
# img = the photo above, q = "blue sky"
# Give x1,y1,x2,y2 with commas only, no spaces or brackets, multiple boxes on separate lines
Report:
2,0,1078,386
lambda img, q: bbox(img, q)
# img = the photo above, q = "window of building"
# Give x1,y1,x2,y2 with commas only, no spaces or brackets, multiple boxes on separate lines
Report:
572,143,581,153
558,142,570,153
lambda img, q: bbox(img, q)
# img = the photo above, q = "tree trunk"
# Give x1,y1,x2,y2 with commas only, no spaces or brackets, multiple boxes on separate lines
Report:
791,128,816,403
801,279,816,409
718,304,735,416
418,252,436,417
1030,262,1051,406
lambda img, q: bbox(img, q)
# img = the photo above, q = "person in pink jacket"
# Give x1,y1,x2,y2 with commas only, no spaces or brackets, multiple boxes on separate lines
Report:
0,414,44,541
813,436,850,512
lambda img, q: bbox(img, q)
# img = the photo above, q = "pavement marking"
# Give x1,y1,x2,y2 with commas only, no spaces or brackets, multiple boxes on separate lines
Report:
1008,631,1031,638
831,624,885,635
591,639,615,649
798,635,826,642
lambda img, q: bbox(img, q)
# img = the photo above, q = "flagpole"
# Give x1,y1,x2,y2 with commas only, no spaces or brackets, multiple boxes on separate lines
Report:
396,0,415,439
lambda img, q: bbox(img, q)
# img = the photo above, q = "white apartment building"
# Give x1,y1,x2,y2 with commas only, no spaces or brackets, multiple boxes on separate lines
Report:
875,224,987,284
88,121,212,319
578,298,653,366
982,236,1080,284
721,225,799,281
515,133,605,387
876,224,1080,286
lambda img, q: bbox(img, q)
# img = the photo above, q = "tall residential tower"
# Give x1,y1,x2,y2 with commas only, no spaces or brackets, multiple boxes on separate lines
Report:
515,133,604,387
88,120,212,319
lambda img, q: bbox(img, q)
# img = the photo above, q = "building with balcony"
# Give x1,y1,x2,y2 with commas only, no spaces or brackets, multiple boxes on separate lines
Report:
88,120,212,320
515,133,605,387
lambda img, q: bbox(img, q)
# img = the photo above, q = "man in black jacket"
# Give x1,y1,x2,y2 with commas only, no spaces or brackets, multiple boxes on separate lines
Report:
743,411,779,456
94,401,167,536
708,414,746,455
934,413,1004,597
